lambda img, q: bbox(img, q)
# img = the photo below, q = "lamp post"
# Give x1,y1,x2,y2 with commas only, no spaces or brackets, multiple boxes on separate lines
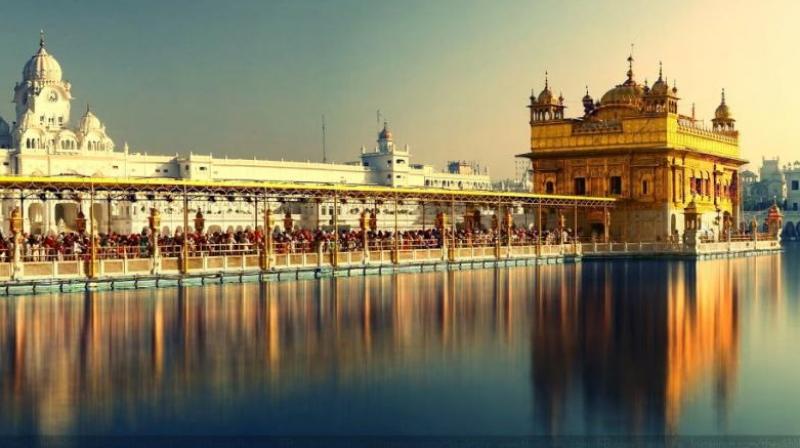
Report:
261,207,272,271
87,187,98,279
179,191,190,274
360,210,369,263
505,204,513,256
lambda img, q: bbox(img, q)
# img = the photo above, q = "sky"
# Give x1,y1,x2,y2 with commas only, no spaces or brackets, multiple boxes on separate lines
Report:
0,0,797,178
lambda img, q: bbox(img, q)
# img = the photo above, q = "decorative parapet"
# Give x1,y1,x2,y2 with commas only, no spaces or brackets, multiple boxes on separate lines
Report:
669,121,741,160
572,120,623,135
676,123,738,145
531,116,668,152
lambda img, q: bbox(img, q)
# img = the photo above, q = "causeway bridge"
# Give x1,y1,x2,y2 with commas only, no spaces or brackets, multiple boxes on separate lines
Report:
0,176,780,295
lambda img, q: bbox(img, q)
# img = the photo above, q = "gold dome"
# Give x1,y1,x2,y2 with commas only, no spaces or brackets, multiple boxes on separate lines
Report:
715,103,730,119
649,62,668,96
535,71,560,106
715,89,731,119
600,83,644,107
537,88,557,105
599,54,644,107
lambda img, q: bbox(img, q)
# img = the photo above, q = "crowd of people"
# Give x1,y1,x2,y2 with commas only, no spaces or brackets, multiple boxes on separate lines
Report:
0,224,579,262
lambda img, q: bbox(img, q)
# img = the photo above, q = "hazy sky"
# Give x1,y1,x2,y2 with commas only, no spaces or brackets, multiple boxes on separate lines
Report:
0,0,796,177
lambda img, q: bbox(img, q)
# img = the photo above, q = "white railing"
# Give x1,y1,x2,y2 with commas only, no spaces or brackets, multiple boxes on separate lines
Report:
0,238,782,283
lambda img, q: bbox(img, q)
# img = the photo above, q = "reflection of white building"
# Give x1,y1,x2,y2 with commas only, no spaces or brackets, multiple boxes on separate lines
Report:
0,35,492,235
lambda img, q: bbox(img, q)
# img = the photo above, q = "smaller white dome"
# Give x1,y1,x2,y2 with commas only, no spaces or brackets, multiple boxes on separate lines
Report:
378,122,393,141
23,37,63,82
78,107,104,133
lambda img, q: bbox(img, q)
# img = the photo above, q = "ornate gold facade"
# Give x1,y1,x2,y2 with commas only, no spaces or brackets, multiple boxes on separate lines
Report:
520,57,746,241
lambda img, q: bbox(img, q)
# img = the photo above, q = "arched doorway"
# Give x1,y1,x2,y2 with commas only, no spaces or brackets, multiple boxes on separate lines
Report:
54,203,79,233
27,203,45,235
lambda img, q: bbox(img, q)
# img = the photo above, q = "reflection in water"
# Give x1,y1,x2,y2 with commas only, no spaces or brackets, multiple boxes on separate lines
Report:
0,251,794,436
530,261,741,434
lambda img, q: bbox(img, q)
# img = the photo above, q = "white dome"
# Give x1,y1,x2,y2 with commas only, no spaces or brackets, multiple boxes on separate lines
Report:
23,42,63,82
79,108,104,133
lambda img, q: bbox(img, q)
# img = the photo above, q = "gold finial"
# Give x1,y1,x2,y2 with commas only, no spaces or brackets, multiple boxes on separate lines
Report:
544,71,549,90
721,88,726,104
626,44,635,81
658,61,663,80
39,29,45,48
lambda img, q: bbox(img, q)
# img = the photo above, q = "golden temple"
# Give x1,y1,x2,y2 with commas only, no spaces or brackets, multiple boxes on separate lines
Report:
519,54,746,242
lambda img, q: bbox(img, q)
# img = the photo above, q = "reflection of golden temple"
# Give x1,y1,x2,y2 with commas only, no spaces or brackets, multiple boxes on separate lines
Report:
530,260,740,434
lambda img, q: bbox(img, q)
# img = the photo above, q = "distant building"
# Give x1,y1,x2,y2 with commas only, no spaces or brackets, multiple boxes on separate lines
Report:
785,162,800,212
0,34,492,235
758,157,786,201
740,157,800,211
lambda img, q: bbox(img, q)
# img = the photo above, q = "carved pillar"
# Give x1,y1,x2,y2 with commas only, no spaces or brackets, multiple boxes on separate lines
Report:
332,192,338,267
360,209,369,263
573,202,579,251
261,207,272,271
9,206,23,280
537,203,543,254
436,210,448,260
449,199,456,262
505,205,513,256
149,207,161,274
392,198,399,264
107,196,113,235
87,187,98,279
179,192,189,274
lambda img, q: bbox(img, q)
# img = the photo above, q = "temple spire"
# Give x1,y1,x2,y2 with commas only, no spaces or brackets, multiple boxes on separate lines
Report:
721,88,726,105
626,44,634,82
544,71,549,90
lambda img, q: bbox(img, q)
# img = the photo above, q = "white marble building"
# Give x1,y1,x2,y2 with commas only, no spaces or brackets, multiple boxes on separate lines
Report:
0,35,492,235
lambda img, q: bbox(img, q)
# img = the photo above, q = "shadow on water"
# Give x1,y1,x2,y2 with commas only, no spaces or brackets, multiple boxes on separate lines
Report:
0,248,797,436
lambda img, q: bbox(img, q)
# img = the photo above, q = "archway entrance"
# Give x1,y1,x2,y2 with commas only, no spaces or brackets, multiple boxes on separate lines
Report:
54,203,79,233
27,203,45,235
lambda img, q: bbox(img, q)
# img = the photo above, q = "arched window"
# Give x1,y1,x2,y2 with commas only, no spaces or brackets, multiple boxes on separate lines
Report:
545,181,555,194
